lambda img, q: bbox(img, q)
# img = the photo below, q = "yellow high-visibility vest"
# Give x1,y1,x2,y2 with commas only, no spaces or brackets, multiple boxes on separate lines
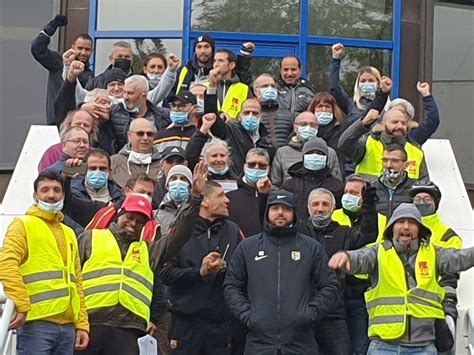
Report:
365,242,445,340
19,215,80,322
202,81,249,119
332,209,352,227
422,213,462,249
355,136,424,180
176,66,189,94
82,229,154,321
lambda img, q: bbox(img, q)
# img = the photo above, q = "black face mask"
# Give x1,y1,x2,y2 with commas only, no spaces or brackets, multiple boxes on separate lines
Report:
114,58,132,73
415,202,435,217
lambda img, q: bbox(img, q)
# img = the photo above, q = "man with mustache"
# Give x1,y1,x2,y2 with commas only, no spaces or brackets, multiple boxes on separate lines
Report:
338,108,429,183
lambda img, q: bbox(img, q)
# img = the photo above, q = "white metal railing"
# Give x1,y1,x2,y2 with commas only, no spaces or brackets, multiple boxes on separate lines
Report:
0,289,14,355
467,307,474,354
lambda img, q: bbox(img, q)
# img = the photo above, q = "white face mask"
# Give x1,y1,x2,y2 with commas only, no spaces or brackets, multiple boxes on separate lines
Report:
109,96,125,105
37,199,64,212
132,192,153,202
128,151,152,165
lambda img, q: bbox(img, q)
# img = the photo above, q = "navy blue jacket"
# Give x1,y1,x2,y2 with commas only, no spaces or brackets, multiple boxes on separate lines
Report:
70,178,123,203
223,214,338,354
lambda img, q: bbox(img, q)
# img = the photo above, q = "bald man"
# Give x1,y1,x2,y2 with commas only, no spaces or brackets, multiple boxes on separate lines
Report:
110,118,161,188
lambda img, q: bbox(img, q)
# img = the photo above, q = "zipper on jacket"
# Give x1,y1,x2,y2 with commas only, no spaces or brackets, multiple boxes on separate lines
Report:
207,228,211,240
277,245,281,342
290,87,296,115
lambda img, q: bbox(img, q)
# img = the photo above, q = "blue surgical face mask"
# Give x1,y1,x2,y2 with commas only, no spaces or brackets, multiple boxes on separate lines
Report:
260,86,278,102
86,171,109,189
146,73,163,82
170,111,189,125
298,126,318,141
341,193,362,213
245,168,267,184
242,115,260,133
303,153,327,171
196,99,204,114
37,199,64,212
315,112,334,126
208,165,229,176
168,180,190,203
359,82,378,99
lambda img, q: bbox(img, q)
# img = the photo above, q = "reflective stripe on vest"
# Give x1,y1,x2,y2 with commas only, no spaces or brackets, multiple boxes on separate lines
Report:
355,136,424,179
422,214,462,249
176,67,189,94
331,209,352,227
19,215,80,322
364,242,445,340
82,229,154,321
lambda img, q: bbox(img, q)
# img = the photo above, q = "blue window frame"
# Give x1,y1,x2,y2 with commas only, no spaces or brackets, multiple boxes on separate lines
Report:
88,0,402,96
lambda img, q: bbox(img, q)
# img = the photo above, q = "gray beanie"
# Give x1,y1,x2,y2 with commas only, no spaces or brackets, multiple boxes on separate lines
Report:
166,165,193,187
302,137,328,155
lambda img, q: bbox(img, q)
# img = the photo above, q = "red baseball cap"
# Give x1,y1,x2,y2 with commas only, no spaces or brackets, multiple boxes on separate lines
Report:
120,195,152,219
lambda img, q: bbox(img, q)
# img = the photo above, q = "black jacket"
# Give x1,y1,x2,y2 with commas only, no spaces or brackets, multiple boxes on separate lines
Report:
227,176,267,237
70,178,124,203
212,116,275,176
282,164,344,221
31,32,93,125
375,173,416,219
276,78,315,118
110,101,171,149
261,102,294,148
159,217,242,322
223,207,338,355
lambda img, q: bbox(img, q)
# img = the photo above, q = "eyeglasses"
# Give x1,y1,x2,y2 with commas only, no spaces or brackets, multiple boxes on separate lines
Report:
129,131,155,137
66,138,89,145
170,103,192,112
413,196,434,204
247,162,268,169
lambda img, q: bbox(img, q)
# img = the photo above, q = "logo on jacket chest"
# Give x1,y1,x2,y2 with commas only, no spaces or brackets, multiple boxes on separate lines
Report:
254,250,268,261
131,246,141,262
291,251,301,261
418,261,431,278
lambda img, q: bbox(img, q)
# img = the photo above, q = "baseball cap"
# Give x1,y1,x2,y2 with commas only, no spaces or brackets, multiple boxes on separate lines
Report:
169,90,197,105
119,195,152,219
267,189,296,210
161,146,186,162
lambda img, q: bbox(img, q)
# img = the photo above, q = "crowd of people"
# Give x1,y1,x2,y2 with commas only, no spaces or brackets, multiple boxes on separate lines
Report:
0,14,473,355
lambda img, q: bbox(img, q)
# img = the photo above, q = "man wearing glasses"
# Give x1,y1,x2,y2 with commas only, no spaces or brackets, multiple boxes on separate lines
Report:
46,126,90,173
154,91,199,156
110,118,161,188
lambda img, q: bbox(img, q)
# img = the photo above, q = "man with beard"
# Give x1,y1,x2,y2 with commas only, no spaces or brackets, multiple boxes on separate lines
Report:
31,14,94,124
159,181,243,354
77,164,206,354
338,108,429,183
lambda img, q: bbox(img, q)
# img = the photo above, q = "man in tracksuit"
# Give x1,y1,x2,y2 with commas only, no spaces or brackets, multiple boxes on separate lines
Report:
159,180,243,354
224,189,339,355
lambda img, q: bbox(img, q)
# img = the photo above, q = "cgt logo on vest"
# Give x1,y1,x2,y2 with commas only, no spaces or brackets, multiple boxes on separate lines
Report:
131,246,141,262
418,261,431,278
406,160,417,176
230,97,240,112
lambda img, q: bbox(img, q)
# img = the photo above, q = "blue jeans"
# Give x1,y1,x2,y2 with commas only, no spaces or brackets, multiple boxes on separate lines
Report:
17,321,75,355
345,298,369,354
368,340,437,355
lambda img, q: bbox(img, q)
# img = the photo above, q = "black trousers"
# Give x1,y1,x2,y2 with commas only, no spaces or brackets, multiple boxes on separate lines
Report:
168,314,232,355
75,325,145,355
314,318,351,355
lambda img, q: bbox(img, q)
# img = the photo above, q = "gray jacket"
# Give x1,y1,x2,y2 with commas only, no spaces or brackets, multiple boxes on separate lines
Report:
155,194,184,238
270,136,342,188
276,78,315,118
346,204,474,346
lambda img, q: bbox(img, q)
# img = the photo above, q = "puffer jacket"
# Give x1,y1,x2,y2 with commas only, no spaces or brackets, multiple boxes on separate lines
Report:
110,100,171,150
0,205,89,331
261,102,294,148
270,136,342,188
277,78,315,118
110,143,162,188
223,198,339,355
281,164,344,221
155,193,182,237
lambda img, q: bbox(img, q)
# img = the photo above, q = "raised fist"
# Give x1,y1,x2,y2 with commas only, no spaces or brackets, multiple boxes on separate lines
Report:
416,82,431,97
63,49,76,66
67,61,85,82
331,43,344,59
167,54,181,70
380,76,393,93
361,109,380,126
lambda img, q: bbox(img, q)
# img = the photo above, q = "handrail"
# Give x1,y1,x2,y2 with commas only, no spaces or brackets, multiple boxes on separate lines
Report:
468,307,474,355
0,290,14,354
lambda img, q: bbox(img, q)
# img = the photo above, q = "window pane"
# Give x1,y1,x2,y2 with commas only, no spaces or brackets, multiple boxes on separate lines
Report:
191,0,300,34
94,39,182,75
251,57,282,80
309,0,393,40
97,0,184,31
306,45,392,95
